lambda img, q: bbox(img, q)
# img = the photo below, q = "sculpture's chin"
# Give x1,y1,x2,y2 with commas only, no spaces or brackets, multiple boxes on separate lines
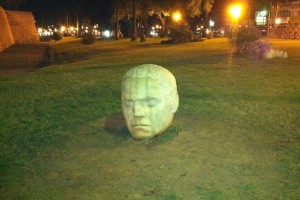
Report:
130,117,174,140
131,130,157,140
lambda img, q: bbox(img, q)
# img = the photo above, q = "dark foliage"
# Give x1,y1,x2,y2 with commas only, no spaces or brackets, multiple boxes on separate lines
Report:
230,27,262,54
169,23,193,43
81,33,96,45
53,31,63,41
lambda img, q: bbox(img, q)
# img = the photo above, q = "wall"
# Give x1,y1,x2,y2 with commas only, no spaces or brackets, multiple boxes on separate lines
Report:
0,7,14,52
6,10,39,43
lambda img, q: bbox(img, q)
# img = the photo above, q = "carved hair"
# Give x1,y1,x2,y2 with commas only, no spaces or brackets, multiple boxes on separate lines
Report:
122,64,177,96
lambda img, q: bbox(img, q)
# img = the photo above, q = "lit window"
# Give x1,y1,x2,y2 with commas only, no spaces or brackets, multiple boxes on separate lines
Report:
278,10,291,18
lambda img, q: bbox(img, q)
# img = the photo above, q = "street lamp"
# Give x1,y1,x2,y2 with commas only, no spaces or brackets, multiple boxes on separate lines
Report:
228,4,243,58
209,20,215,28
173,12,182,22
229,5,242,20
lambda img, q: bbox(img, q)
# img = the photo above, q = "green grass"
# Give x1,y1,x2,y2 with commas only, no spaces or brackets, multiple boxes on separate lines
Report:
0,37,299,199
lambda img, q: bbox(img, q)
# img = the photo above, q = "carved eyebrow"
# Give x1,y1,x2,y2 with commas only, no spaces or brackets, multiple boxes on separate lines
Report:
122,98,160,106
142,98,160,106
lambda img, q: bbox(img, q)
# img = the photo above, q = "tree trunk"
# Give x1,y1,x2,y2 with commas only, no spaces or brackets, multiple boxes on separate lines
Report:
131,0,137,41
204,11,209,34
158,13,167,37
115,10,119,40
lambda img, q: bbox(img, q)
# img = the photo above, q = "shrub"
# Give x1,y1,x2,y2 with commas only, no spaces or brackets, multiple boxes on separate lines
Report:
169,23,193,43
81,33,96,45
229,27,261,54
207,31,214,39
244,40,273,58
53,32,63,41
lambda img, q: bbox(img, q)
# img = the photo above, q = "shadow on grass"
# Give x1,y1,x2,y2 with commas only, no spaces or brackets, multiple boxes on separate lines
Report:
104,112,181,145
103,112,129,140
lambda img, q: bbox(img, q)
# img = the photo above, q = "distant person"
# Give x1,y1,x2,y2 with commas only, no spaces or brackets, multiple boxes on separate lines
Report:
121,64,179,139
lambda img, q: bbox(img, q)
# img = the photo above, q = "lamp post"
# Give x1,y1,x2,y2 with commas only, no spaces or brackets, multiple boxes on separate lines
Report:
229,4,242,56
229,4,242,38
172,12,182,23
230,5,242,21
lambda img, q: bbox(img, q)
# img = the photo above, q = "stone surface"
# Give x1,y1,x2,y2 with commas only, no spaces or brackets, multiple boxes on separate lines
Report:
6,10,39,44
0,43,48,69
121,64,179,139
0,7,14,52
0,6,39,53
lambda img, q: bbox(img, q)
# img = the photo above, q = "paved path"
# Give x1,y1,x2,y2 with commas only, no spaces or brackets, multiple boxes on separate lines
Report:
0,43,48,70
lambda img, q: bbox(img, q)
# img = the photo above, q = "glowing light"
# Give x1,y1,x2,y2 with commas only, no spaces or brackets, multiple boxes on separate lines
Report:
150,30,158,36
209,20,215,27
275,18,281,24
261,10,267,17
173,12,182,22
104,30,110,37
229,5,242,19
60,26,66,32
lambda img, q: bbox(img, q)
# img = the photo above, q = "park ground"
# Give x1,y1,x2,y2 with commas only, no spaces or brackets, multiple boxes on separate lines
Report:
0,38,299,199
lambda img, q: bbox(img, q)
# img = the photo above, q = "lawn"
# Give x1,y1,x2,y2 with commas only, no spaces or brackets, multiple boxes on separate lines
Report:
0,37,299,199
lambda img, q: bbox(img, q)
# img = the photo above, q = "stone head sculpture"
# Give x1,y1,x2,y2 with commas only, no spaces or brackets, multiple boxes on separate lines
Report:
121,64,179,139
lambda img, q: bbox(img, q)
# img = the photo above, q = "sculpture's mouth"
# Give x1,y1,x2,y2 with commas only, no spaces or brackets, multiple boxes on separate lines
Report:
132,124,149,128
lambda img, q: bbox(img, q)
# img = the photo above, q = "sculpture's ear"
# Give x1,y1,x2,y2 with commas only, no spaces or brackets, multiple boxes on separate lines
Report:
169,93,179,113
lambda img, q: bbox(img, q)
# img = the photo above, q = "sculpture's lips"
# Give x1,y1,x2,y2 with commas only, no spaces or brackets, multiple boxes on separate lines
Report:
132,124,149,128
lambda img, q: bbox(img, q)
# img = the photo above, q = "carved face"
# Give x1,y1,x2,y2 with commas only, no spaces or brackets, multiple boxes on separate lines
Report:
122,77,175,139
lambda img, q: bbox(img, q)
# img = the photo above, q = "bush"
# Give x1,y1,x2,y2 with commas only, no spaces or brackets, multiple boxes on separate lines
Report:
229,27,261,54
244,40,273,58
169,23,193,43
207,31,214,39
53,32,63,41
81,33,96,45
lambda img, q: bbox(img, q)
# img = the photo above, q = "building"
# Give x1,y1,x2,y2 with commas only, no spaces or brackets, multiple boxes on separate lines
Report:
0,6,39,52
268,0,300,38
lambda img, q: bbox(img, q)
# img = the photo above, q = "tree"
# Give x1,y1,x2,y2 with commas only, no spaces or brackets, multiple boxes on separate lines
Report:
111,0,128,40
186,0,203,17
147,0,205,36
140,0,148,42
111,0,142,41
203,0,214,30
131,0,137,41
147,0,173,36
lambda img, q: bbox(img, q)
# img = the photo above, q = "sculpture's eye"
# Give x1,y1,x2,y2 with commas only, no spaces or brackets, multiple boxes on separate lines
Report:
124,100,133,107
146,98,160,107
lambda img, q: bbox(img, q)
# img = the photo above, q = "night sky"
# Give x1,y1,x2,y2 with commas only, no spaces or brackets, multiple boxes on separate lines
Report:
1,0,112,27
1,0,273,28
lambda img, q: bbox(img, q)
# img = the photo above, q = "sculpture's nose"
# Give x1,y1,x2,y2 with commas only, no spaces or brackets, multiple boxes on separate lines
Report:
133,102,146,117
